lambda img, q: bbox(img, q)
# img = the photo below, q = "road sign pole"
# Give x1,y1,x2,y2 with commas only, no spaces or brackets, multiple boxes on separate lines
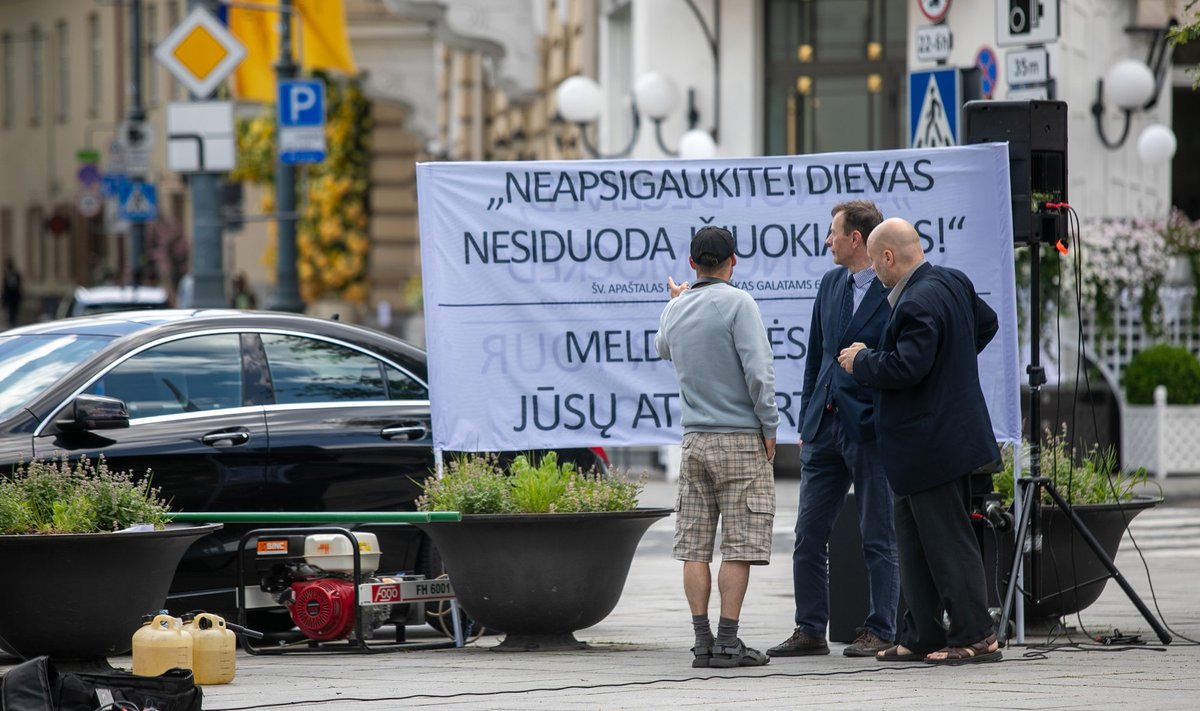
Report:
187,0,226,308
128,0,146,285
270,0,305,313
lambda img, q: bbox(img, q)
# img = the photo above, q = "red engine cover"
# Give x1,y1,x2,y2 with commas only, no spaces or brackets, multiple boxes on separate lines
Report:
288,579,356,641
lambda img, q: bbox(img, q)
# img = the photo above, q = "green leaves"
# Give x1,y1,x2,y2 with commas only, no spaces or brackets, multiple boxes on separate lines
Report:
994,426,1151,506
0,456,170,535
1124,344,1200,405
416,452,644,514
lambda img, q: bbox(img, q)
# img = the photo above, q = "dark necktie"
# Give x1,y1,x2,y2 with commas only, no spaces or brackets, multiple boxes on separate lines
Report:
838,273,856,337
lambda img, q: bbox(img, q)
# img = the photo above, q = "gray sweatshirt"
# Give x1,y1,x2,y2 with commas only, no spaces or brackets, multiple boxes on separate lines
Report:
655,281,779,438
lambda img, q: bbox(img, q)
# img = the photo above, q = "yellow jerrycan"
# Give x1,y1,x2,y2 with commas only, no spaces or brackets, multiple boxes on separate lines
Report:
132,613,193,677
190,613,237,685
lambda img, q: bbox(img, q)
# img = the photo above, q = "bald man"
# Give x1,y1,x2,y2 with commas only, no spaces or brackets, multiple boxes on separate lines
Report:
837,218,1003,666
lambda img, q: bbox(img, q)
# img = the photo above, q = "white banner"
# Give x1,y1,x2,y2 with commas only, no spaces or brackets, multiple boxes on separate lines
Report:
416,145,1022,451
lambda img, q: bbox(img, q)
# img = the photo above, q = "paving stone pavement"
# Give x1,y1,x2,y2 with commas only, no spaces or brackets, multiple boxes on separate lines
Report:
4,475,1199,709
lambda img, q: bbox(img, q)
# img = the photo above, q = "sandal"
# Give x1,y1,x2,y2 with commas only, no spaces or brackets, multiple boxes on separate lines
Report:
691,644,712,668
710,639,770,668
876,644,924,662
924,634,1003,665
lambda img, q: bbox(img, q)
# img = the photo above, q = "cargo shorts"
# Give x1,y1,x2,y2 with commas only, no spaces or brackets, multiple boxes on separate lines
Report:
673,431,776,565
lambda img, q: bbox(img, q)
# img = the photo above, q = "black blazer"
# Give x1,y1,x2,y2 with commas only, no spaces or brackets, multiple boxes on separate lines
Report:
799,266,890,444
850,263,1001,496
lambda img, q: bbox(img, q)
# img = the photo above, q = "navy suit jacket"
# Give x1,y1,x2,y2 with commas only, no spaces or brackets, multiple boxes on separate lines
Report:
850,263,1001,496
799,266,890,444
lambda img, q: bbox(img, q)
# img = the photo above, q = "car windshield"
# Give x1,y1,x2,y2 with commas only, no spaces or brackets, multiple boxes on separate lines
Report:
0,334,114,420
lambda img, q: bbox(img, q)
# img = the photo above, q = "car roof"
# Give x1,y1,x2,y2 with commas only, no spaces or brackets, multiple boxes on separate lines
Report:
8,310,426,360
72,285,170,305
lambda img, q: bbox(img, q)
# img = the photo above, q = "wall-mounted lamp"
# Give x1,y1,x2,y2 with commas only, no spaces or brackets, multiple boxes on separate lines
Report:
1090,20,1176,163
554,72,717,159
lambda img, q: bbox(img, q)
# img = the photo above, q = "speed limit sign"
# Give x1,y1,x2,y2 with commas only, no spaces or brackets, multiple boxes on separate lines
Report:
77,190,103,218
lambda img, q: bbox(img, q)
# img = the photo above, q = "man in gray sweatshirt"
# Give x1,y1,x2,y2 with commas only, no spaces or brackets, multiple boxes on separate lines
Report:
655,225,779,669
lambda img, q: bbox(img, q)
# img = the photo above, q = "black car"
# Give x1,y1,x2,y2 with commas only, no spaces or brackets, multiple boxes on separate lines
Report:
0,310,606,624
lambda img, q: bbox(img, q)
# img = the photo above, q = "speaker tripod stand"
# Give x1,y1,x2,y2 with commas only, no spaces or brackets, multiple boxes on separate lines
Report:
995,475,1172,645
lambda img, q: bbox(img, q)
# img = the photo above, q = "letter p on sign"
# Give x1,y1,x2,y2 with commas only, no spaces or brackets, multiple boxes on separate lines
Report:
278,79,325,128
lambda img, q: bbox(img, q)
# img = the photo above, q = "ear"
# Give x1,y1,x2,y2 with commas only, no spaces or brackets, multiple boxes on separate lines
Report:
688,256,698,270
729,254,737,267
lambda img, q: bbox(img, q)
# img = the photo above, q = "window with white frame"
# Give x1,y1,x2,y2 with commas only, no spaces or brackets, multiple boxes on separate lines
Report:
56,21,68,122
146,3,158,106
30,26,43,125
89,15,102,116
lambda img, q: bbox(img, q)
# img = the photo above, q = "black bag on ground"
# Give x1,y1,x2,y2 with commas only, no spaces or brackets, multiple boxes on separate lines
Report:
1,655,202,711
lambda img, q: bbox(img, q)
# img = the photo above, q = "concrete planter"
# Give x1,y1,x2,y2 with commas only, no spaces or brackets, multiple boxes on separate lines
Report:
414,508,670,651
0,523,222,661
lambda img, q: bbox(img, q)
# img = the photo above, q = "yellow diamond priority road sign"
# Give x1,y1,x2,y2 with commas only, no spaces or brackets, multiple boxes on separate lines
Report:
154,7,246,99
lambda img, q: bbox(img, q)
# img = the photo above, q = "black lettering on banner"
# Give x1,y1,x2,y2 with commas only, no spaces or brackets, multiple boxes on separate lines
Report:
631,392,679,428
514,389,617,438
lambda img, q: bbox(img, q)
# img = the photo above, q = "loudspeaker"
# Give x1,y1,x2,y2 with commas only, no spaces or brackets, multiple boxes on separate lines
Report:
963,100,1067,244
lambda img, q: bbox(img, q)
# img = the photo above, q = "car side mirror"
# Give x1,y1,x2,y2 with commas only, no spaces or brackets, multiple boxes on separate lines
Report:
57,394,130,431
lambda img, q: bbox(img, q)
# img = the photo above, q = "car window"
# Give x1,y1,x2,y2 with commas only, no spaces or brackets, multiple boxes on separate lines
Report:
0,334,113,420
85,334,243,418
261,334,426,403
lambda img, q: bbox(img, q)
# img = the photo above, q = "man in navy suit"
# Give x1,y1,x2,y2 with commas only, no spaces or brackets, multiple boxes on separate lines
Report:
768,200,899,659
839,217,1002,665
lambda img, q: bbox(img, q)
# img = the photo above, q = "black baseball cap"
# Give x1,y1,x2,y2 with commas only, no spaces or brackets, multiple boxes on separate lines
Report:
691,227,735,267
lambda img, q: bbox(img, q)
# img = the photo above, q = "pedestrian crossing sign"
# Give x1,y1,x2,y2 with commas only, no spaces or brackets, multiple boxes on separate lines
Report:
908,68,961,148
118,181,158,222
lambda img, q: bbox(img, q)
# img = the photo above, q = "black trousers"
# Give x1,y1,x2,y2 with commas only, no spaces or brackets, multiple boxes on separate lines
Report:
894,476,994,652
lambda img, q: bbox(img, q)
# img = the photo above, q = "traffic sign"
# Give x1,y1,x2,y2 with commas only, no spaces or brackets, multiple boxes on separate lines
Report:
997,0,1059,47
918,0,952,24
975,47,999,100
916,25,952,63
101,173,128,198
154,6,246,99
167,101,235,173
117,181,158,222
1006,46,1049,85
117,121,154,178
77,191,103,219
277,79,327,164
909,68,960,147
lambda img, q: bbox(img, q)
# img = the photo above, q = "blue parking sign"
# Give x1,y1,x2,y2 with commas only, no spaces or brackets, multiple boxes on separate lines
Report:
278,79,326,164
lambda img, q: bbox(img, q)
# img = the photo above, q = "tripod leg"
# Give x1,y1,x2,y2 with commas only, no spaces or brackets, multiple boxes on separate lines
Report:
997,479,1039,644
1041,482,1172,645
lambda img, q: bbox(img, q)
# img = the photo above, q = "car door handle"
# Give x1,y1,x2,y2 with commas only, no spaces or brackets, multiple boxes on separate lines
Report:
381,425,427,441
201,429,251,447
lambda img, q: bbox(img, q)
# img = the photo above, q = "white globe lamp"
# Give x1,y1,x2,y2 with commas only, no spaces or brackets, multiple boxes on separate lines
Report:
555,76,604,124
1104,59,1156,110
633,73,680,120
678,129,717,159
1137,124,1177,165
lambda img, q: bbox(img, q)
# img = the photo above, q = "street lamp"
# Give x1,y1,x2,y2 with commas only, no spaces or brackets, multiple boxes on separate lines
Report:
554,72,717,159
1090,22,1176,156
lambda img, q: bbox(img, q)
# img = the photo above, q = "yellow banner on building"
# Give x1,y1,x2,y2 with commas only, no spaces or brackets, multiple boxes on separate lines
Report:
229,0,356,103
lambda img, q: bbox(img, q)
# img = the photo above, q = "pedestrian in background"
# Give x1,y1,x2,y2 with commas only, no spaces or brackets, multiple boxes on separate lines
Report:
839,217,1002,665
2,259,22,328
769,200,899,660
655,226,779,669
231,273,257,309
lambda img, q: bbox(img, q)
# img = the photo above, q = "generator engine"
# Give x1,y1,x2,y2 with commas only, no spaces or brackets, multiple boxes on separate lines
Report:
255,532,392,641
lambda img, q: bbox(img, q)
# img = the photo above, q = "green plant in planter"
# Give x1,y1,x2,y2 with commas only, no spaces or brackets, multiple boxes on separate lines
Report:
1124,344,1200,405
0,455,169,534
993,426,1153,507
417,452,643,514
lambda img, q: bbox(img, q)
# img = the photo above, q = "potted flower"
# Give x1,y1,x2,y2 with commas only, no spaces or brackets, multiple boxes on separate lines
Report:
991,427,1161,621
414,452,670,651
1121,344,1200,477
0,456,220,661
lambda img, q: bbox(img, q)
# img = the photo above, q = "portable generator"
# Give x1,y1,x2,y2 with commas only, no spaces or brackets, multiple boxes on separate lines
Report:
253,531,404,641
